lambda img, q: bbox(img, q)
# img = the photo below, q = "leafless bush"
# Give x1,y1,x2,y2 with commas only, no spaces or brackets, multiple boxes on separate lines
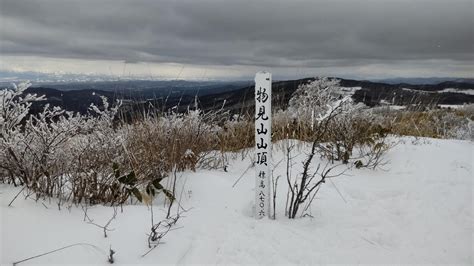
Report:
282,78,393,218
284,104,348,219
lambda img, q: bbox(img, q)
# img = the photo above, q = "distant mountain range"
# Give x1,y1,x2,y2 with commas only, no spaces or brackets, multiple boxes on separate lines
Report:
2,70,473,86
194,78,474,113
20,77,474,115
0,70,120,84
371,77,474,85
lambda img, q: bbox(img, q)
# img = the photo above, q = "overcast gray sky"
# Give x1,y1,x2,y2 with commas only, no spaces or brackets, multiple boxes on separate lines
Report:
1,0,473,80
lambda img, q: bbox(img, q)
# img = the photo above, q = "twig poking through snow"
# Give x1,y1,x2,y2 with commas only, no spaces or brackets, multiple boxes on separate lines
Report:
329,179,347,203
12,243,105,265
8,186,25,207
142,210,186,257
232,162,253,188
82,205,118,238
108,246,115,264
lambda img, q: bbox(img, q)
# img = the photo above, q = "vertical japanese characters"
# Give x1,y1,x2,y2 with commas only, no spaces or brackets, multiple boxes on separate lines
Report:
254,71,272,219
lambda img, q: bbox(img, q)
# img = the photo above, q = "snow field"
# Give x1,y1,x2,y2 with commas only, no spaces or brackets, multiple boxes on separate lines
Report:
1,137,472,265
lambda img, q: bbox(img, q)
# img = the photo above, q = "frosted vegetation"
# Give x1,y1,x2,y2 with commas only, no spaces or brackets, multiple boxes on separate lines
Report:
0,78,472,209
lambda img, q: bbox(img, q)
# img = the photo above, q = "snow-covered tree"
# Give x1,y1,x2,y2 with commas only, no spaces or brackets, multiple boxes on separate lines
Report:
288,78,347,128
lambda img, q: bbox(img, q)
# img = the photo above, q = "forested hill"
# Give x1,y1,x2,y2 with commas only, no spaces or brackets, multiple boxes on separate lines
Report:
24,78,474,115
195,78,474,113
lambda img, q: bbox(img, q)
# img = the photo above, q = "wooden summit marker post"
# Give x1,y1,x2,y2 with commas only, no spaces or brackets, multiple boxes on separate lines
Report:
255,71,272,219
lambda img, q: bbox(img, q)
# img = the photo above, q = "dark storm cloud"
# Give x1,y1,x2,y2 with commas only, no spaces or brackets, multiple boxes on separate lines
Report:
1,0,473,69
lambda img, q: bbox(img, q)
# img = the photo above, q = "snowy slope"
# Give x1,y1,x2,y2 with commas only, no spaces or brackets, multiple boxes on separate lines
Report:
1,137,472,265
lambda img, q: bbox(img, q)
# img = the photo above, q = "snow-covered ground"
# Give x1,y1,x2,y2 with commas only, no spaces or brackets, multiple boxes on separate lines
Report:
402,87,474,96
440,88,474,96
1,137,472,265
338,86,362,96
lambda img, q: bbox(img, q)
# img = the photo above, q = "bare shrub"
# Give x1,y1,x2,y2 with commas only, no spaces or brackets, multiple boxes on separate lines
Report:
285,97,349,219
282,78,392,218
0,82,45,185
